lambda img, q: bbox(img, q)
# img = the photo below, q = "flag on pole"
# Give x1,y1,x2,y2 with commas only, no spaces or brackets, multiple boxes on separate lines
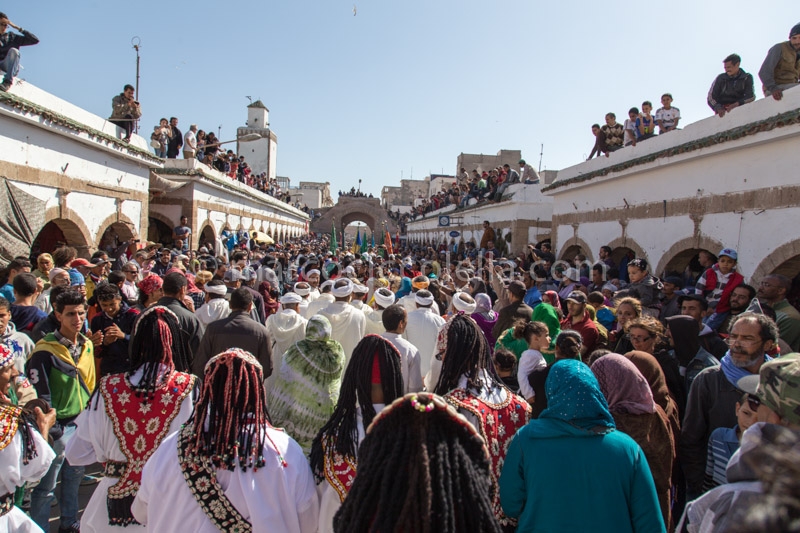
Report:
361,230,368,253
329,221,337,253
385,228,393,255
354,229,362,254
371,232,375,249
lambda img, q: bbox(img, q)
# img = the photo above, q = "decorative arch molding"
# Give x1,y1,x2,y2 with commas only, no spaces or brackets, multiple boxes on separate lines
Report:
94,212,139,247
147,211,177,233
558,236,594,262
655,235,726,278
751,238,800,283
43,206,93,252
198,222,217,242
607,236,648,265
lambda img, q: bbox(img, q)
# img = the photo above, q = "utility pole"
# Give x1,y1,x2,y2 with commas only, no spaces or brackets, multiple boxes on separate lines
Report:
131,36,141,134
538,144,544,173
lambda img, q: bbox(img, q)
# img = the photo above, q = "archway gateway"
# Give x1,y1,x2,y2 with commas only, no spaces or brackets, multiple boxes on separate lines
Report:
31,219,91,257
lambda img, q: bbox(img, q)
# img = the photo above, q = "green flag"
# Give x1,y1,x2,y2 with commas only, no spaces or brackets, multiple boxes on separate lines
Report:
330,221,337,253
361,229,368,253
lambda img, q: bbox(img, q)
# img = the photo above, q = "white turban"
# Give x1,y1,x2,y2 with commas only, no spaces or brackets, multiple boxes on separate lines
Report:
294,282,311,296
204,284,227,296
452,292,477,314
331,279,354,298
414,290,434,307
306,269,320,278
374,288,395,308
353,284,369,295
320,279,335,292
280,292,303,305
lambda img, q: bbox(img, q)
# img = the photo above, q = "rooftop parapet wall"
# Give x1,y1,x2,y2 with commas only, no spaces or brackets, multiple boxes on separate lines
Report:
156,159,309,220
0,81,160,165
545,87,800,198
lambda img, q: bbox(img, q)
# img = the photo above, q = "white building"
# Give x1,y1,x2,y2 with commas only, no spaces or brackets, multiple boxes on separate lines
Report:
237,100,278,180
0,81,157,260
544,87,800,283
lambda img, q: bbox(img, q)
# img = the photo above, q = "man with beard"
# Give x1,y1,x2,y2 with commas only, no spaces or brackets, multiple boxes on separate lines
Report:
679,312,777,500
715,284,756,334
758,23,800,100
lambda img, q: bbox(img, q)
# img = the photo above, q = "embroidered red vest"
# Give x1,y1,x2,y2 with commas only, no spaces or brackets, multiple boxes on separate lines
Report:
100,371,195,523
445,388,531,526
321,434,357,503
0,404,21,453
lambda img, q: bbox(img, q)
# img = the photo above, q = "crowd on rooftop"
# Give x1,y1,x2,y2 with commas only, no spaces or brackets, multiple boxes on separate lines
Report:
585,24,800,159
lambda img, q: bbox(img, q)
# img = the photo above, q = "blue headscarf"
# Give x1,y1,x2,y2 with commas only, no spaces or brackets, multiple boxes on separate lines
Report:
539,359,615,433
395,277,412,299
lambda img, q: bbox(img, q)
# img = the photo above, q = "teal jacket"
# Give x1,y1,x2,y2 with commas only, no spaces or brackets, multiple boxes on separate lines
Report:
499,418,665,533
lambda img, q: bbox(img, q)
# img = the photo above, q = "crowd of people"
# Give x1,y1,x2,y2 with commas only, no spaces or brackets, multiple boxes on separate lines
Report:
407,160,541,221
587,24,800,158
0,219,799,532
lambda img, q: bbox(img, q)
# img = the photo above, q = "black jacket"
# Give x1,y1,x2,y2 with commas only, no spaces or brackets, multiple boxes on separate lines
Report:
192,311,273,377
707,70,755,111
0,28,39,61
156,296,202,370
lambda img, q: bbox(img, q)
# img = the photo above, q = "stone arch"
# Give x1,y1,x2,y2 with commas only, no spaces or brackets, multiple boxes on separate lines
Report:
607,236,648,267
198,222,216,249
751,238,800,284
655,235,726,279
95,213,139,249
558,236,593,262
33,208,93,257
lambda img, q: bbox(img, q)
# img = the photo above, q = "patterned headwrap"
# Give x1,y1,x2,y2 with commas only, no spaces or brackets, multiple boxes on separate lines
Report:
591,354,656,415
474,293,493,313
411,275,429,290
138,274,163,296
540,359,615,432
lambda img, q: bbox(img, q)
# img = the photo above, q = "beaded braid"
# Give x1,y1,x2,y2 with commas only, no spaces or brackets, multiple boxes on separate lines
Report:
187,349,279,471
333,393,502,533
309,335,403,481
433,314,503,396
127,306,185,399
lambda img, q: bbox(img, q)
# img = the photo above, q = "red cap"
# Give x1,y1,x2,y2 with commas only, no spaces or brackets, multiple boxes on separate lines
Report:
70,258,91,267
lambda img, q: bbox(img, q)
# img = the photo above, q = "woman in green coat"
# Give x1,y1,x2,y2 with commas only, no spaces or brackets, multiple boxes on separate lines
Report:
499,359,665,533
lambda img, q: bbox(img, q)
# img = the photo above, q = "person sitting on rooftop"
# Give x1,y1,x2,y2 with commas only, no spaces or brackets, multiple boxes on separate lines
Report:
0,11,39,92
708,53,756,118
758,23,800,101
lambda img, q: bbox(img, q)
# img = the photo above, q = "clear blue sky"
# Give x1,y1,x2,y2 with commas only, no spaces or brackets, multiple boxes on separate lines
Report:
8,1,795,197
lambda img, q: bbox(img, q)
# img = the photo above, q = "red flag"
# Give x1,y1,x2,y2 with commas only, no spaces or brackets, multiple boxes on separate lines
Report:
385,229,393,255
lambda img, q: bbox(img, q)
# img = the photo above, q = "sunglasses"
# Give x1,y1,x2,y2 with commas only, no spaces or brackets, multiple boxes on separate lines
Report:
746,394,761,412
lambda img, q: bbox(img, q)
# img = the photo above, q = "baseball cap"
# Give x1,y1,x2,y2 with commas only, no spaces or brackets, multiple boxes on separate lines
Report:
223,269,242,282
565,291,587,304
719,248,738,261
663,276,684,289
240,267,256,282
739,353,800,426
90,257,109,267
70,258,91,268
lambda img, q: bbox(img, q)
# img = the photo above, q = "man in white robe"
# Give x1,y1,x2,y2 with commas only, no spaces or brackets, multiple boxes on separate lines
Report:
365,288,395,336
195,280,230,334
319,279,366,366
265,292,308,394
305,269,321,302
293,282,312,317
379,304,423,393
305,280,335,318
399,275,441,315
404,290,446,386
350,283,373,317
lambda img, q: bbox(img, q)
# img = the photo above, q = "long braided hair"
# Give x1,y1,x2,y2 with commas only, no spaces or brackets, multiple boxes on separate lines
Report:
186,349,273,471
309,334,403,480
434,314,502,396
127,306,189,398
333,393,502,533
